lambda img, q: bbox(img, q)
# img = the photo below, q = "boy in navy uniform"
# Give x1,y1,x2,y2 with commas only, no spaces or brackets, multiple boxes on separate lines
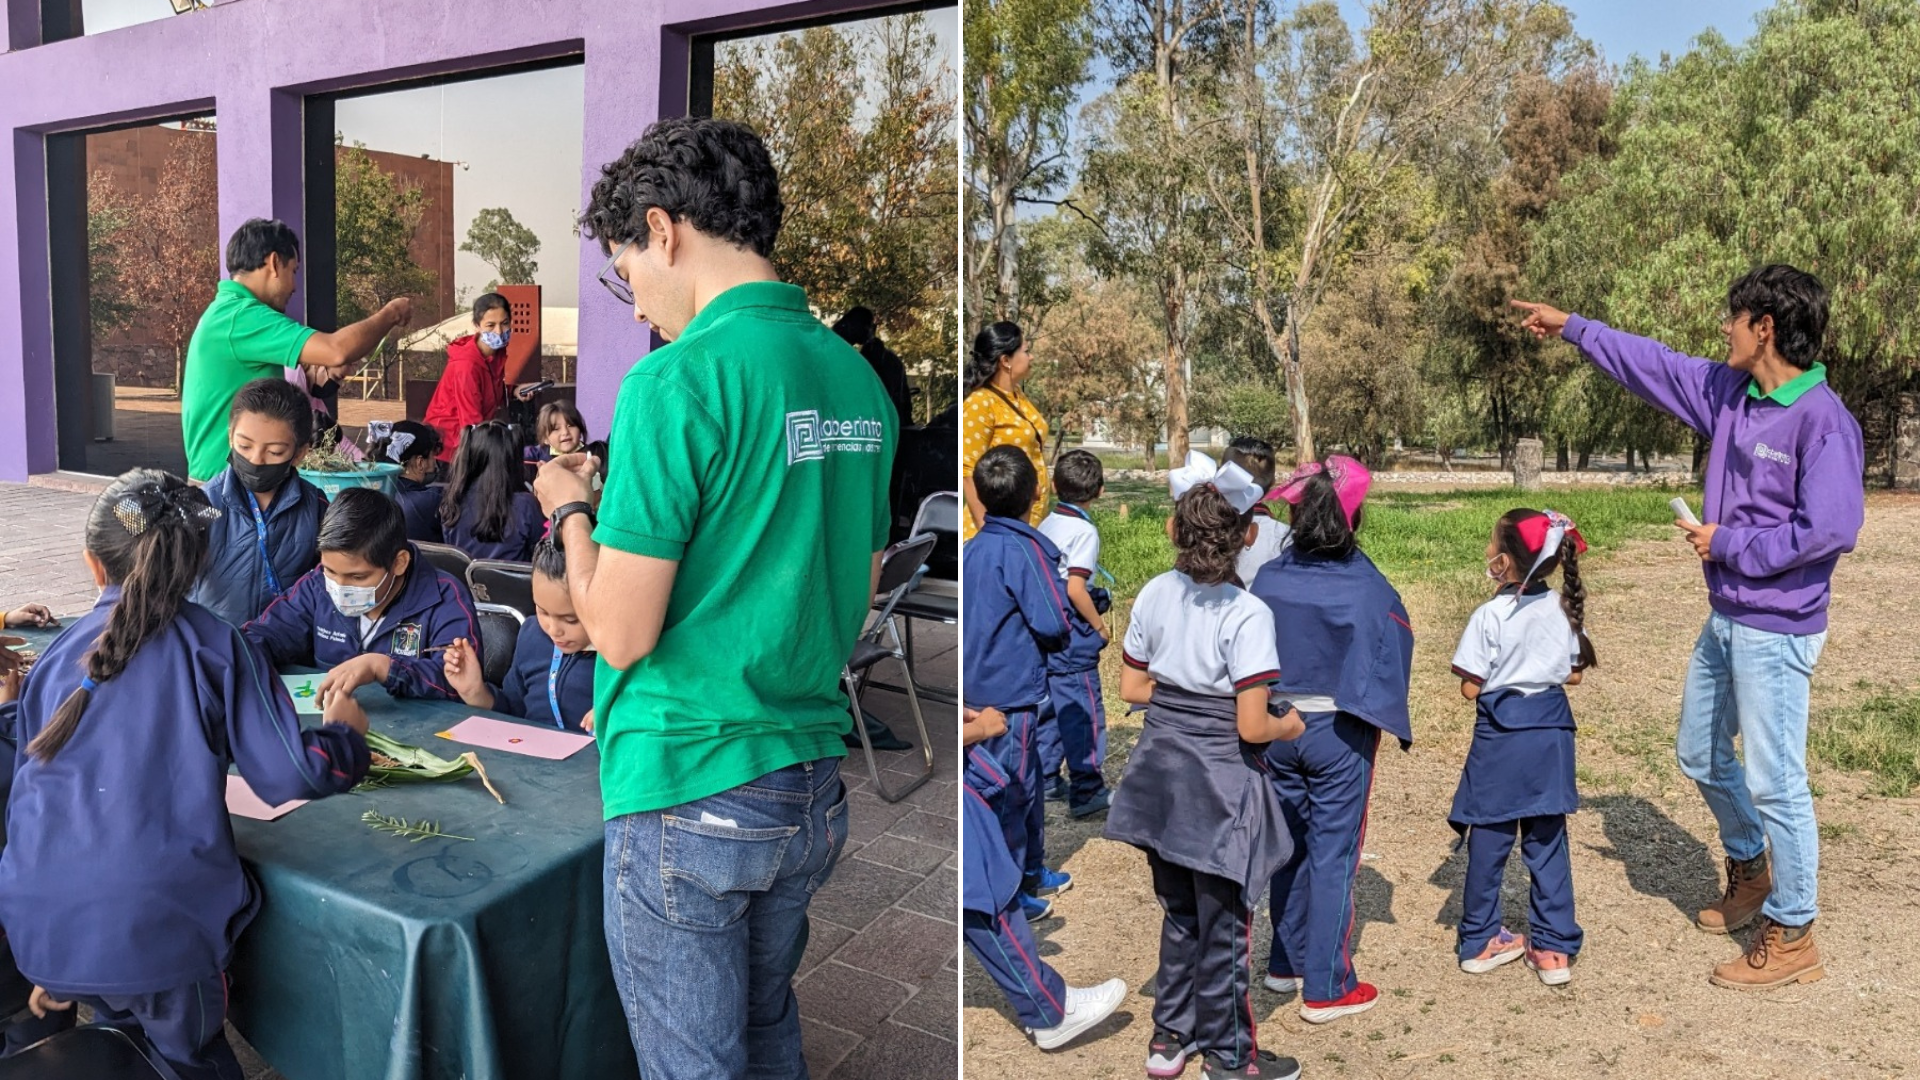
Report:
1036,448,1113,818
245,487,481,703
963,446,1074,920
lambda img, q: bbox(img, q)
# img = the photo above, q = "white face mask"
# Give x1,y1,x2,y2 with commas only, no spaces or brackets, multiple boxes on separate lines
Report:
327,571,389,618
1485,556,1508,583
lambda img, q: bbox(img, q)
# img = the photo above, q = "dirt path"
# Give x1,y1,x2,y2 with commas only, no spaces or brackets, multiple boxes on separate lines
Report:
963,494,1920,1079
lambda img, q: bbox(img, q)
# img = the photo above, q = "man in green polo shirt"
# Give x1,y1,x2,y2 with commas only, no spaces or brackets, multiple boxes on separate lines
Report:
533,118,895,1080
180,218,412,481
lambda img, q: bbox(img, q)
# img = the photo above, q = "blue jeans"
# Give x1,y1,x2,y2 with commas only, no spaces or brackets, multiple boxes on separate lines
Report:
604,760,849,1080
1676,613,1825,925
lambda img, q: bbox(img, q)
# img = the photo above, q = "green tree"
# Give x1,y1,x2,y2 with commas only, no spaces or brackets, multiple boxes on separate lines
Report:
86,170,138,339
335,142,436,328
460,206,540,290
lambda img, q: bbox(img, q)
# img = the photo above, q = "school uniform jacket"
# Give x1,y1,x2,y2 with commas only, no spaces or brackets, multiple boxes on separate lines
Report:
488,617,595,732
961,515,1072,711
0,591,368,995
392,475,445,545
1037,504,1106,675
188,467,327,627
243,544,480,700
1249,547,1416,748
444,491,546,563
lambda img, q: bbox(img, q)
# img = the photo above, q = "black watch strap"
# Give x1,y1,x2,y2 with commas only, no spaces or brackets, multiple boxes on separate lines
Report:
550,502,596,550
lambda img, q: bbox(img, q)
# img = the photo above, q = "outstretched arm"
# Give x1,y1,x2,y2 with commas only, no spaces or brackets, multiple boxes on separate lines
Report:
1511,300,1723,435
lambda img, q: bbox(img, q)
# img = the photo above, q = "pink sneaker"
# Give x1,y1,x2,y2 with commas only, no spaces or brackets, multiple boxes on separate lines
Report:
1459,928,1526,975
1525,946,1572,986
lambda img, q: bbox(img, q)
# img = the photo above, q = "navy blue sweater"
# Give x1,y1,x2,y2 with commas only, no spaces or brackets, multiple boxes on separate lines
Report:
189,468,327,626
0,591,367,994
391,475,445,545
444,491,546,563
243,543,481,700
490,617,595,732
961,515,1071,711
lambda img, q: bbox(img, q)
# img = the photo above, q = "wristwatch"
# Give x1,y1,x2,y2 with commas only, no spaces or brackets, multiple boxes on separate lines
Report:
550,502,596,550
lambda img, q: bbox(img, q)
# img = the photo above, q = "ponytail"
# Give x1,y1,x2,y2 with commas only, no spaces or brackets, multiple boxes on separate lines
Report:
1558,540,1598,670
31,470,216,762
965,321,1023,397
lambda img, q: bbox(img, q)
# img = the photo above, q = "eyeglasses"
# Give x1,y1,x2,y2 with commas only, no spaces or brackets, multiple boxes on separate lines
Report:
597,240,636,307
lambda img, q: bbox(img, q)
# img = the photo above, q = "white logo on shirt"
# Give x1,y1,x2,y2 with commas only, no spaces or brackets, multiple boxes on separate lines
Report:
1754,442,1793,466
787,410,885,465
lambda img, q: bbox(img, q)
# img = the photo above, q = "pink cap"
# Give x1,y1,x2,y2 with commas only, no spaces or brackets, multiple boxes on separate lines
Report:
1271,455,1372,529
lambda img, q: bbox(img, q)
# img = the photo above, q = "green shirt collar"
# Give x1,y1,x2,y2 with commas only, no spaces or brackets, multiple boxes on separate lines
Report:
1746,362,1827,405
680,281,809,338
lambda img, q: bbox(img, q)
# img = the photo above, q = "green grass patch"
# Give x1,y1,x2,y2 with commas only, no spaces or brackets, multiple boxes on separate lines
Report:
1810,693,1920,796
1088,484,1694,602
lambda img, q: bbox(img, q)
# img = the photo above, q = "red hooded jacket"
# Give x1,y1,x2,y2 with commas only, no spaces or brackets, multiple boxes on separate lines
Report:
422,334,507,461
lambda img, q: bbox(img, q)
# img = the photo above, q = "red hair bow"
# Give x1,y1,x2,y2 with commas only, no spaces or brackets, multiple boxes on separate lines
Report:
1515,509,1587,557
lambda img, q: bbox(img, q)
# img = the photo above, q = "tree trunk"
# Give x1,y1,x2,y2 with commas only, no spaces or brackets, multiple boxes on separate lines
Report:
1577,444,1592,471
174,345,185,399
990,167,1019,321
1691,434,1710,477
1513,437,1544,492
1283,294,1315,463
1162,270,1190,464
1555,438,1569,472
1625,445,1637,473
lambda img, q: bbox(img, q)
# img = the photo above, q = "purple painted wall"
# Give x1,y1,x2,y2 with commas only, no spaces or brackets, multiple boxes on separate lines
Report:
0,0,903,480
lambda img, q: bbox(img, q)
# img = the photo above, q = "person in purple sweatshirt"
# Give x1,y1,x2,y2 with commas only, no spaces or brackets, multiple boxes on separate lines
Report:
1513,264,1864,991
0,469,369,1079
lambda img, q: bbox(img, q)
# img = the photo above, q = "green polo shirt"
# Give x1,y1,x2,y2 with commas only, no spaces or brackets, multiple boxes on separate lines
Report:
593,281,897,817
1747,362,1828,405
180,280,316,481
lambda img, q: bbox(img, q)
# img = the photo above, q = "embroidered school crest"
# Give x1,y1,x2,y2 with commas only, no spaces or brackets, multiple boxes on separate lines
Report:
391,623,423,658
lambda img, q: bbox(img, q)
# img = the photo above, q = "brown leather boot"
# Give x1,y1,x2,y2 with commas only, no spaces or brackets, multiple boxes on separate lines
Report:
1696,853,1770,934
1709,918,1824,989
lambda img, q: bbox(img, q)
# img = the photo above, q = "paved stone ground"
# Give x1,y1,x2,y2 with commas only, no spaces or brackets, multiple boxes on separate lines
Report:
0,481,958,1079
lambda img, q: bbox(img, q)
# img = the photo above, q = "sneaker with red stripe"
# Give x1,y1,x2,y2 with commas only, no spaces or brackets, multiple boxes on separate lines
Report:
1298,981,1379,1024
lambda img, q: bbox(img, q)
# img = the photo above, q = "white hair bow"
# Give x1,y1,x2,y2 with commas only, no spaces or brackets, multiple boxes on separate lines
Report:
1168,450,1264,514
385,432,416,463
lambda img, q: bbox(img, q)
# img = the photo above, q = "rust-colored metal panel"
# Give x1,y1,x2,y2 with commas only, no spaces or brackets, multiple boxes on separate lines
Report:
496,284,542,384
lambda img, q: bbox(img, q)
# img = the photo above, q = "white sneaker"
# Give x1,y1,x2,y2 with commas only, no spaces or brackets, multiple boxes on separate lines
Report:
1029,978,1127,1051
1262,974,1300,994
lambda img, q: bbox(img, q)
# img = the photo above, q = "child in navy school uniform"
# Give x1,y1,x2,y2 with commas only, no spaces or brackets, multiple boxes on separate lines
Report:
189,378,329,627
962,446,1074,922
1035,449,1113,819
1449,508,1596,987
245,487,481,704
523,401,588,463
0,470,369,1080
373,420,447,544
1227,438,1290,586
1104,453,1306,1080
439,420,546,562
1251,456,1414,1025
962,704,1126,1051
442,538,596,733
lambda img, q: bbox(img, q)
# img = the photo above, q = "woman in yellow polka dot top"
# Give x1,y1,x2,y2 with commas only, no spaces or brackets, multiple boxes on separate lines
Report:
962,321,1051,538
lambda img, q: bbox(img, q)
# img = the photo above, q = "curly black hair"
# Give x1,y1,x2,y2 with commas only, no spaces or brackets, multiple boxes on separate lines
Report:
579,118,784,259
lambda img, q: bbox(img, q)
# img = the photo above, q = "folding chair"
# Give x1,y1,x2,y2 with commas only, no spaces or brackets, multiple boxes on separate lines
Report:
0,1024,166,1079
868,492,958,705
474,603,524,688
415,541,473,582
467,560,535,621
844,532,938,803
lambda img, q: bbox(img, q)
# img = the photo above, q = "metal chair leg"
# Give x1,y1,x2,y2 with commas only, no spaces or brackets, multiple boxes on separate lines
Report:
871,615,956,706
845,656,933,804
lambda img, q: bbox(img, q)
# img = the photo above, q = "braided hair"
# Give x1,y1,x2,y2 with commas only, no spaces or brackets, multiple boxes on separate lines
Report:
33,470,218,762
1495,508,1597,670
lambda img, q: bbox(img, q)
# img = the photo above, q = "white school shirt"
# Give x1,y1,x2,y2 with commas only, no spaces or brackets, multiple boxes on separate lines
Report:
1450,585,1584,696
1038,508,1101,583
1236,513,1292,586
1123,571,1280,696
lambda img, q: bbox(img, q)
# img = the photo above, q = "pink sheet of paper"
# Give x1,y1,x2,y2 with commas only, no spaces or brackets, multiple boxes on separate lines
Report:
226,774,308,821
437,716,594,760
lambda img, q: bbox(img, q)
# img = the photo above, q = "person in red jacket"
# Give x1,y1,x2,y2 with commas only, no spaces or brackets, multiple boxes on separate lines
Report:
423,292,515,462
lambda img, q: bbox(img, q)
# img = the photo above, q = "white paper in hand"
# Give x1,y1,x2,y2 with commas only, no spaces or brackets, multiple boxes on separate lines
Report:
1670,496,1702,527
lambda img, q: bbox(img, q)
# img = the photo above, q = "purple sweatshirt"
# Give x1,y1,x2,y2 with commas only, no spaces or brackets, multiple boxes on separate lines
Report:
1565,314,1864,634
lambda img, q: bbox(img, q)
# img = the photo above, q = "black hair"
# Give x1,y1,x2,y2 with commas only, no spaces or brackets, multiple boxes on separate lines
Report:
965,322,1023,396
1225,437,1277,493
225,218,300,275
580,117,783,258
1172,486,1252,587
1726,264,1829,370
35,470,216,762
536,401,588,443
1052,449,1104,505
229,377,314,448
832,307,876,347
472,292,512,325
318,487,410,568
439,421,524,542
974,445,1038,520
1496,509,1598,669
372,420,443,466
1287,468,1361,559
532,537,566,582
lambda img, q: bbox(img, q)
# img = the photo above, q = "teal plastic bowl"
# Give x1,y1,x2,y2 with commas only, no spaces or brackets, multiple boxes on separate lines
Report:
298,462,401,499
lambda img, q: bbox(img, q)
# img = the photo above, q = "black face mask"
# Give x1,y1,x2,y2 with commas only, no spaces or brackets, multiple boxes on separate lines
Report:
229,449,295,495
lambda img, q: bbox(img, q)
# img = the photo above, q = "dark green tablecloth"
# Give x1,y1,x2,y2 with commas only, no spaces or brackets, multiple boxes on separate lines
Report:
8,628,637,1080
